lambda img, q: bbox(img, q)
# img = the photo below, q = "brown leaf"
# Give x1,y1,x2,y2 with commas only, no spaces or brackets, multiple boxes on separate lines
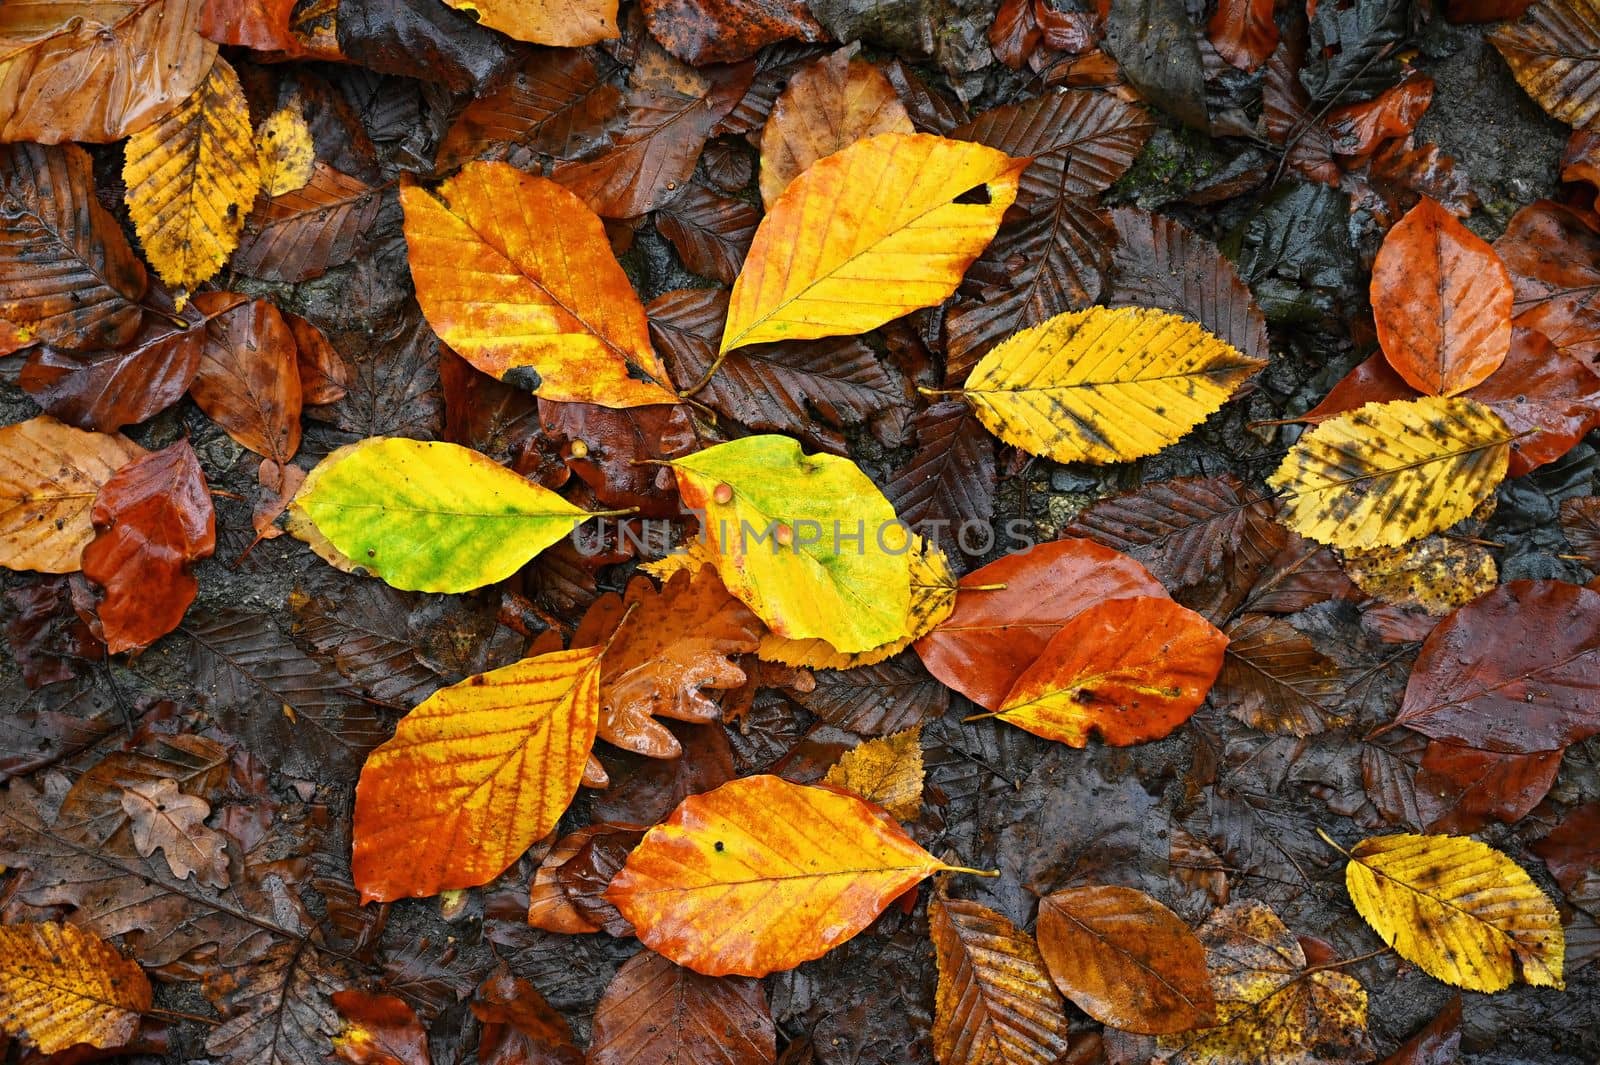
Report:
645,0,825,65
1216,614,1345,737
201,0,301,52
0,416,146,574
81,441,215,654
883,401,997,560
472,967,581,1065
1495,199,1600,365
1413,742,1562,834
589,950,776,1065
204,940,347,1065
1380,997,1461,1065
1491,0,1600,129
233,163,385,285
435,49,623,171
792,654,948,736
1532,801,1600,916
20,312,205,433
189,295,304,464
656,185,761,283
1208,0,1278,70
119,777,229,888
3,576,101,688
1261,20,1340,186
538,398,699,516
555,824,646,937
0,144,148,350
592,720,738,824
526,827,606,934
1560,496,1600,562
286,312,349,406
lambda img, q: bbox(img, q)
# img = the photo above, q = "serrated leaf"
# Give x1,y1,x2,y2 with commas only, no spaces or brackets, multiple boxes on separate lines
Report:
1342,832,1564,991
823,726,924,819
1269,397,1512,550
0,922,151,1054
352,644,604,902
883,402,996,559
0,416,144,574
290,437,596,593
656,186,760,285
961,306,1264,464
929,890,1073,1065
953,88,1153,203
608,775,965,976
666,435,911,653
123,58,262,291
721,132,1023,353
1491,0,1600,129
400,160,676,407
204,940,345,1065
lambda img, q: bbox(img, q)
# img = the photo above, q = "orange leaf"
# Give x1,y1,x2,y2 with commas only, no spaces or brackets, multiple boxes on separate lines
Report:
351,645,604,902
1371,197,1513,396
0,922,151,1054
990,596,1227,747
400,161,676,407
607,775,968,976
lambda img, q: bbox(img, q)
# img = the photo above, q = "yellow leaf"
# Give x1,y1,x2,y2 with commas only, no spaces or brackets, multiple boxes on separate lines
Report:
1269,397,1512,551
123,57,262,291
0,921,151,1054
638,539,719,582
1341,832,1564,992
823,726,924,819
607,774,972,976
721,132,1024,354
960,306,1264,464
400,161,677,407
1341,535,1498,616
442,0,618,45
929,889,1074,1065
256,106,316,197
0,415,144,573
759,536,955,668
289,437,602,593
667,435,911,653
351,645,604,902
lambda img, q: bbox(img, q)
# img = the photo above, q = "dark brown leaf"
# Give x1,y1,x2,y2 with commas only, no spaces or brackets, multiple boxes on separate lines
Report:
435,49,623,171
589,950,776,1065
1216,614,1345,738
1413,742,1561,834
538,398,698,516
334,0,520,95
883,401,996,560
655,185,760,283
233,164,386,284
642,0,827,65
792,654,949,736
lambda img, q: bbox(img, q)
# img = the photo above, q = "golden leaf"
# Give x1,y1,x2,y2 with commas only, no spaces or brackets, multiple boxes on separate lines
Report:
1491,0,1600,129
256,106,316,197
1269,397,1512,551
351,644,605,902
442,0,618,45
929,890,1074,1065
823,726,924,820
960,306,1264,464
721,132,1024,354
1341,832,1564,992
123,57,262,291
0,921,151,1054
1340,535,1498,616
607,774,973,976
0,415,144,573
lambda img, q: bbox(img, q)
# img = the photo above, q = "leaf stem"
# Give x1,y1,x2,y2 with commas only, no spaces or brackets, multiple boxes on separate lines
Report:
961,582,1009,592
962,710,1002,723
942,865,1001,878
916,386,967,399
1315,827,1351,857
680,353,729,398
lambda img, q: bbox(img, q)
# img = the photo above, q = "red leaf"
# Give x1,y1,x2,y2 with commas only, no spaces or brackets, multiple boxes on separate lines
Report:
189,294,304,464
1413,742,1562,834
1495,199,1600,365
1324,71,1433,159
331,989,431,1065
1208,0,1279,71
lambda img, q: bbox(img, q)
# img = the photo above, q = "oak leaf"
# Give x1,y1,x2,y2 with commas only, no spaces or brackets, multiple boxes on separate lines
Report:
0,416,144,574
1269,397,1511,550
588,950,776,1065
351,644,605,902
123,58,263,292
120,777,230,889
1035,885,1215,1035
400,161,676,407
607,774,973,976
1341,832,1564,991
721,133,1024,353
822,726,924,820
0,921,151,1053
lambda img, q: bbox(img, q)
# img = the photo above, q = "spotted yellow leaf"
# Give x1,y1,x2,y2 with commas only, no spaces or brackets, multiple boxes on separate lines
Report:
123,58,261,292
1270,397,1512,551
1341,832,1563,992
0,922,151,1054
257,106,316,197
959,306,1264,464
1341,535,1498,616
823,726,924,820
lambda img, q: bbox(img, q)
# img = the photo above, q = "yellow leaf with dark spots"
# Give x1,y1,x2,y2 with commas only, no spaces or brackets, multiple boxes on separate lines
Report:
1341,535,1498,616
1269,396,1512,551
823,726,924,820
0,921,151,1054
123,58,261,291
1342,832,1564,992
256,106,316,197
961,306,1264,464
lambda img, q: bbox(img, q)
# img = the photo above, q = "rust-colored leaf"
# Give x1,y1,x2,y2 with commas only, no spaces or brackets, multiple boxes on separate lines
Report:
1495,199,1600,364
233,163,384,285
19,310,205,433
1207,0,1278,70
189,293,304,464
435,49,623,171
589,950,776,1065
643,0,826,64
332,989,430,1065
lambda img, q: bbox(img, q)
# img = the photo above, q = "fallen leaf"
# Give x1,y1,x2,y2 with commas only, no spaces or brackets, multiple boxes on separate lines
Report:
1325,70,1434,159
0,0,215,143
257,106,316,196
759,47,914,207
287,312,348,405
0,143,148,351
822,726,924,819
915,537,1168,711
955,88,1153,205
189,294,303,464
656,185,761,284
434,49,623,171
1491,0,1600,129
792,654,950,736
331,989,431,1065
1342,832,1564,991
351,644,605,901
527,828,607,934
1269,397,1512,550
1380,997,1461,1065
1341,536,1498,616
0,416,145,574
233,163,385,284
666,435,912,653
123,58,263,292
960,306,1264,464
203,939,347,1065
81,440,216,654
120,777,229,888
335,0,520,95
538,398,699,516
1413,742,1562,834
289,437,596,593
608,774,972,976
1301,0,1405,105
473,966,582,1065
1532,801,1600,915
0,922,151,1053
1370,197,1512,396
1208,0,1278,70
1216,613,1345,737
721,132,1023,353
929,890,1073,1065
883,401,997,560
400,161,676,407
201,0,301,51
1390,580,1600,753
19,311,206,433
1035,884,1215,1035
642,0,826,64
439,0,617,44
990,595,1228,747
1495,199,1600,364
589,950,776,1065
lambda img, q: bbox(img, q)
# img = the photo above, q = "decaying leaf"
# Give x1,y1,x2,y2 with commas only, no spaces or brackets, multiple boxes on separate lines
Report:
1215,614,1345,737
351,644,605,901
608,775,971,976
120,777,229,889
588,950,776,1065
1491,0,1600,129
960,306,1264,464
929,890,1074,1065
1341,832,1564,991
189,294,304,465
1269,397,1512,550
123,58,263,292
438,0,617,45
823,726,924,819
257,106,316,197
0,921,151,1054
1341,536,1498,616
0,416,144,574
233,163,385,284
